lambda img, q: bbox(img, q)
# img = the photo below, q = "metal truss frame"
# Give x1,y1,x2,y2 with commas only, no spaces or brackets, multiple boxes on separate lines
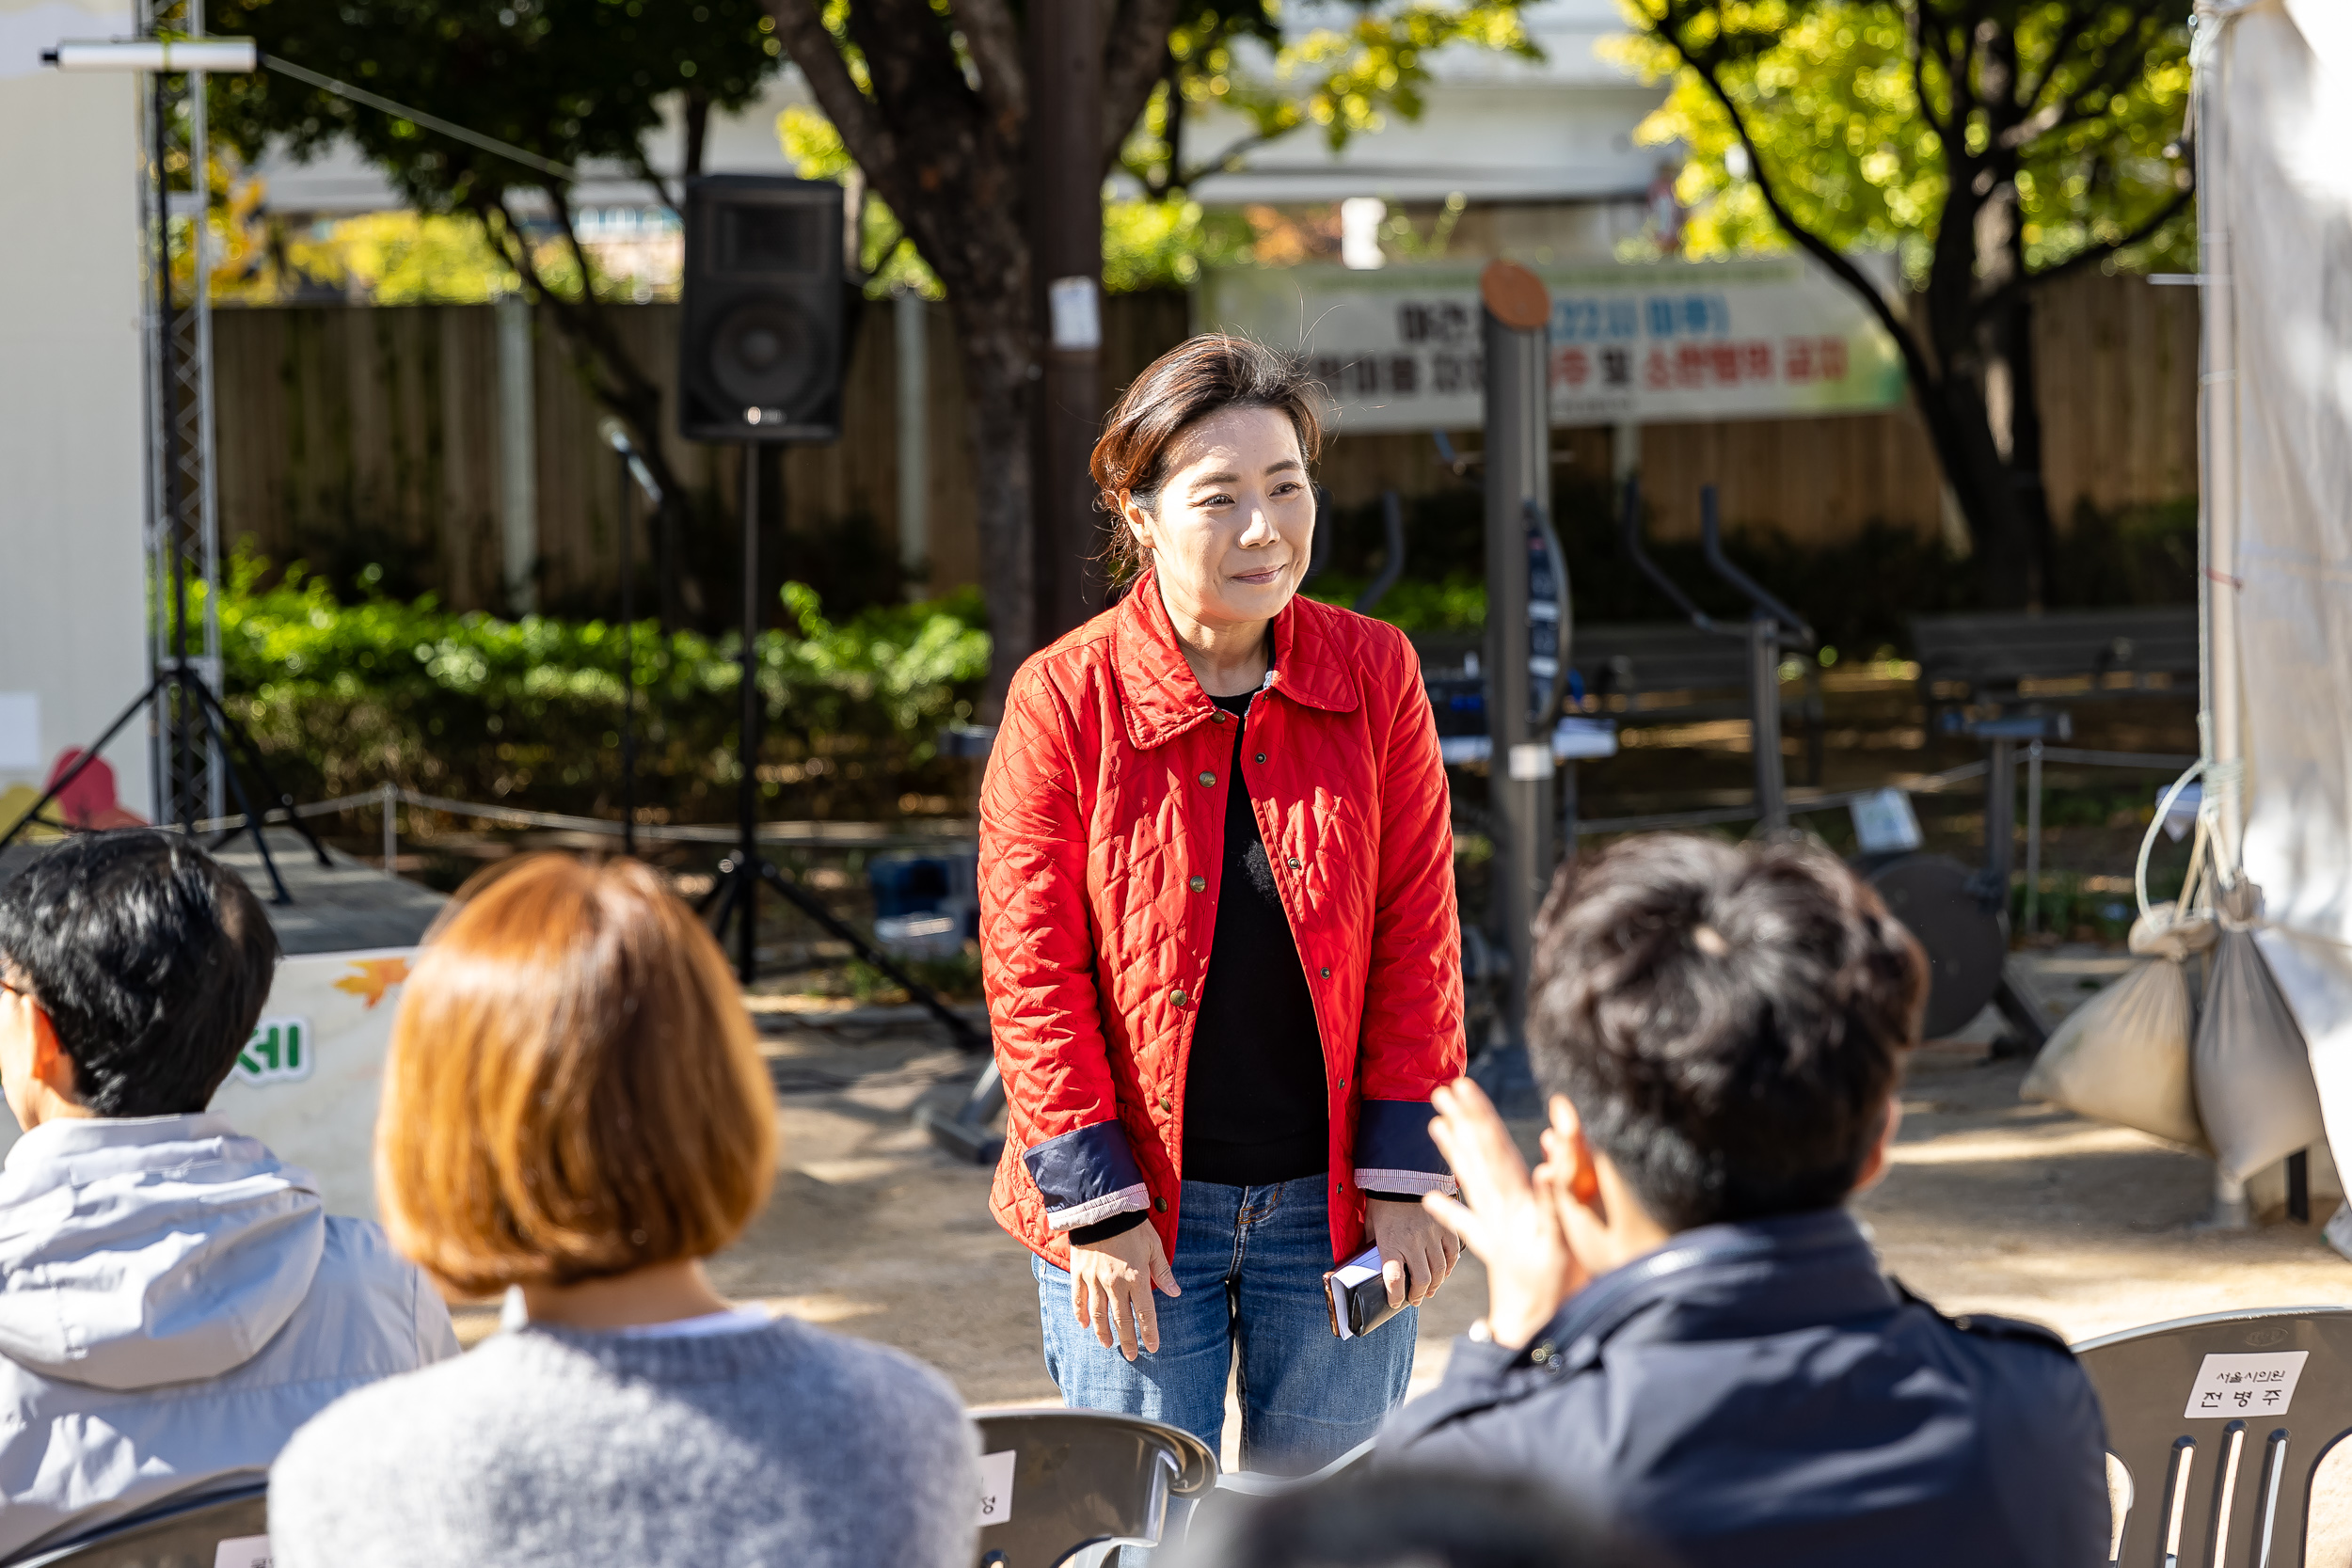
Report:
135,0,224,829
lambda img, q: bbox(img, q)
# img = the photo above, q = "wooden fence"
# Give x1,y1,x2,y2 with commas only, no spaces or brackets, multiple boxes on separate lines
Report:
211,268,2198,610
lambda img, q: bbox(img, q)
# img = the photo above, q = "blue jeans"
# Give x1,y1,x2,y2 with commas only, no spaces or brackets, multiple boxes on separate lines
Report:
1032,1176,1416,1477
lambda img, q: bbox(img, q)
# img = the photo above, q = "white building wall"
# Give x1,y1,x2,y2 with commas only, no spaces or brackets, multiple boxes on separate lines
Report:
1184,0,1669,212
0,0,151,811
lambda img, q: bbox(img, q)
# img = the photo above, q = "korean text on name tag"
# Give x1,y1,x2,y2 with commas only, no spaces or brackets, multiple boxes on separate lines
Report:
2183,1352,2308,1419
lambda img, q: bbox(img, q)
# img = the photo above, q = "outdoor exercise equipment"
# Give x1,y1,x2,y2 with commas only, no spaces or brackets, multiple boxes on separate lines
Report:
1859,714,2064,1050
1617,478,1813,832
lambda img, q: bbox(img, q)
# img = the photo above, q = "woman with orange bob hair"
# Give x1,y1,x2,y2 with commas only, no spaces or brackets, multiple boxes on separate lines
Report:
267,854,978,1568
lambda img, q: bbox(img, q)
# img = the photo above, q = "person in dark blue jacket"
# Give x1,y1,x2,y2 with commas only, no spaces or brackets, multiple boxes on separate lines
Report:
1379,833,2109,1568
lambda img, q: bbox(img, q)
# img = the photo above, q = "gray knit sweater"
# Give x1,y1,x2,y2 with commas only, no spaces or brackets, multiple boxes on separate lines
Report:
267,1317,978,1568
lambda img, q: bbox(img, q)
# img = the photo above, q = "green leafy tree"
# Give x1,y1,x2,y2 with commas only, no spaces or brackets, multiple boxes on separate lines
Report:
762,0,1533,704
1117,2,1537,197
209,0,787,621
1614,0,2192,607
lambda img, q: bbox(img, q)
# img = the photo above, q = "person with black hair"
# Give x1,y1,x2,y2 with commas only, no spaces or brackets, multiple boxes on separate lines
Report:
0,831,456,1557
1380,834,2109,1568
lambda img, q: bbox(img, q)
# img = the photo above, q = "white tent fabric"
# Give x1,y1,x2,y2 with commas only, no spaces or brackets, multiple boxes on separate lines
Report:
2217,2,2352,1164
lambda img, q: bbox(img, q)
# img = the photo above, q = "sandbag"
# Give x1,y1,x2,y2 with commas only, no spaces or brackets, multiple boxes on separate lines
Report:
2022,957,2207,1151
2194,923,2328,1182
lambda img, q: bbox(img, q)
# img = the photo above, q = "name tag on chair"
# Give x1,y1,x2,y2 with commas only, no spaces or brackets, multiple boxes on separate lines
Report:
977,1449,1017,1527
2183,1352,2309,1418
214,1537,272,1568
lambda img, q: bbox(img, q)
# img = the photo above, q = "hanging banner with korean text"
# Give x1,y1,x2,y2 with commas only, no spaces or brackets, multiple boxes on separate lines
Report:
1198,255,1907,431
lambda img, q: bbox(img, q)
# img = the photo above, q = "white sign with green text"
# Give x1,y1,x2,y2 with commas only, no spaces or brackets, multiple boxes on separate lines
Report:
1198,256,1907,432
0,946,414,1220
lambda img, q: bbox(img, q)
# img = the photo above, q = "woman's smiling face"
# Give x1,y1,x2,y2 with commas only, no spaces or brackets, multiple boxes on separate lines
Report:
1123,404,1314,635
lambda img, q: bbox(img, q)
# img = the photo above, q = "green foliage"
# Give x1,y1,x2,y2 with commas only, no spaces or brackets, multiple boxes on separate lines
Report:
2048,497,2197,605
1606,0,2194,279
210,0,782,217
778,104,942,298
777,102,1251,295
782,1,1530,293
1122,1,1539,194
215,555,988,821
1102,199,1255,292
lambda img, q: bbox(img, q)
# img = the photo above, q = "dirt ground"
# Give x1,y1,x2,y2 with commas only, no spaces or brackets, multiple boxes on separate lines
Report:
444,955,2347,1473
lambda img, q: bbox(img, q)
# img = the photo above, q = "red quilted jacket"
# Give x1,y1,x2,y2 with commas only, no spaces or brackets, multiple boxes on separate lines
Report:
980,575,1465,1268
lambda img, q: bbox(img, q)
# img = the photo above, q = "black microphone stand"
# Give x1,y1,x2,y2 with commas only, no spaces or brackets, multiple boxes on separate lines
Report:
696,444,986,1053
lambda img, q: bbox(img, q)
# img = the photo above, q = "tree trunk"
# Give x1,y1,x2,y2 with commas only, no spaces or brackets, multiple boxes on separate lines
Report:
1905,145,2035,609
950,290,1038,717
1996,217,2056,604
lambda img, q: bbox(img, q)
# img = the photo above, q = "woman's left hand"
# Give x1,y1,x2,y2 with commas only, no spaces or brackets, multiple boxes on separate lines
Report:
1365,1196,1461,1308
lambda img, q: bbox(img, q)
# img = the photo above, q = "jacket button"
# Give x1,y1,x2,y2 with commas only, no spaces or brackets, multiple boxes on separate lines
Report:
1320,967,1332,978
1287,857,1301,869
1159,1095,1172,1111
1199,770,1216,786
1189,876,1206,892
1255,752,1266,764
1170,989,1189,1006
1531,1343,1554,1365
1211,711,1228,723
1153,1196,1168,1213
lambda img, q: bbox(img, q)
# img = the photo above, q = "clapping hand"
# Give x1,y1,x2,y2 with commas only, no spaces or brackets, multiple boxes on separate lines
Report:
1421,1078,1588,1351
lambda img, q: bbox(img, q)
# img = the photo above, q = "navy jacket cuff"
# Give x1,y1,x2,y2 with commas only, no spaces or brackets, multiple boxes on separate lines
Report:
1354,1099,1456,1196
1022,1120,1150,1231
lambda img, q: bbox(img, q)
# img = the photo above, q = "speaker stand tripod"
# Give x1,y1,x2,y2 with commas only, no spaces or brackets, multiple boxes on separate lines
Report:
697,445,987,1053
0,661,332,901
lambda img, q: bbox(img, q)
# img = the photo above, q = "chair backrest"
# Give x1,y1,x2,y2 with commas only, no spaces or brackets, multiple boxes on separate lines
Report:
7,1484,269,1568
972,1408,1217,1568
2075,1307,2352,1567
1575,622,1753,700
1208,1434,1377,1501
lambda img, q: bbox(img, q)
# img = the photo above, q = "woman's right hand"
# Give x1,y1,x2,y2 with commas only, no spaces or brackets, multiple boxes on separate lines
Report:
1068,1221,1181,1362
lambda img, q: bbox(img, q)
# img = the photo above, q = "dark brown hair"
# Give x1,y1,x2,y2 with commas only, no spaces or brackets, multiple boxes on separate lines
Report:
1090,334,1326,583
377,853,778,1295
1526,834,1928,1231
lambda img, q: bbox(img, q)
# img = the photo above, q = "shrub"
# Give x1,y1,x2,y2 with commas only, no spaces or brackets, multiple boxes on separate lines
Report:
216,556,989,823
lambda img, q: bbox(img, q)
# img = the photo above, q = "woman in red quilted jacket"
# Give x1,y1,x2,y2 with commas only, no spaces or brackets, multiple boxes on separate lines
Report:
979,335,1466,1474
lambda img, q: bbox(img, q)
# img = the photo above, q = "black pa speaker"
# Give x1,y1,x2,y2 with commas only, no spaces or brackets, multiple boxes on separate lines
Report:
677,175,845,443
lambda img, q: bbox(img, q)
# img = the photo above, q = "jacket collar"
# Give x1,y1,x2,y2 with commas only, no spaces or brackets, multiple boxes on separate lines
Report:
1538,1208,1900,1372
5,1113,236,1171
1112,572,1359,751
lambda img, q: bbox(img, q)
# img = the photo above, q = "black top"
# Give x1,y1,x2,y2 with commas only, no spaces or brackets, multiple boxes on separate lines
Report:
1066,688,1411,1246
1180,689,1332,1187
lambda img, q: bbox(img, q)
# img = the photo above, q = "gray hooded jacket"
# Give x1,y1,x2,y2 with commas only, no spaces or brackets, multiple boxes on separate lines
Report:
0,1114,458,1558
